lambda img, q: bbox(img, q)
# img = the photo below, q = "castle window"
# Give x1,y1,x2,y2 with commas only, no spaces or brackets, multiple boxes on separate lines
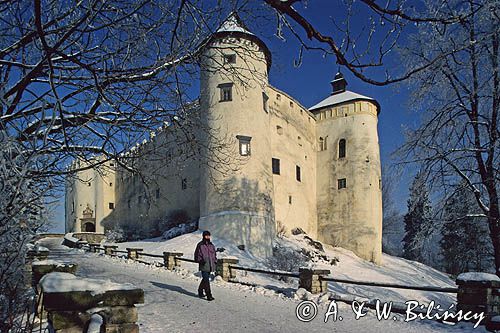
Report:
338,178,347,189
156,188,160,199
289,195,292,204
262,92,269,113
276,94,281,100
87,182,91,187
71,201,75,213
339,139,346,158
181,178,187,190
276,126,283,135
290,101,294,108
109,202,114,209
138,195,142,204
296,165,301,182
110,163,114,167
109,182,113,187
218,83,233,102
319,137,327,151
127,199,131,208
224,54,236,64
272,158,280,175
236,135,251,156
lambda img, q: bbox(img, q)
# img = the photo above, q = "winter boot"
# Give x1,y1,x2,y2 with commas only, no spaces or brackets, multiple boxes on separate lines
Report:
205,281,214,301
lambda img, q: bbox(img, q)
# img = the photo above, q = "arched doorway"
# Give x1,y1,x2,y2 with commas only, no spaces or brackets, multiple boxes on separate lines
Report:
83,222,96,232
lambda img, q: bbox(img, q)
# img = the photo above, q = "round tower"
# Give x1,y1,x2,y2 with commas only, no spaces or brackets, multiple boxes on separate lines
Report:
198,14,275,257
311,73,383,264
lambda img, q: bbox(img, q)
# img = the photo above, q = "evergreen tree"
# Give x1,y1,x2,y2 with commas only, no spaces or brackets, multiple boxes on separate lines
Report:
440,183,492,275
402,172,433,262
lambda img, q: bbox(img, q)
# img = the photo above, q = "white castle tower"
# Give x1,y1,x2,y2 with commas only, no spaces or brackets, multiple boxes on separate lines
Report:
310,72,383,264
198,14,275,257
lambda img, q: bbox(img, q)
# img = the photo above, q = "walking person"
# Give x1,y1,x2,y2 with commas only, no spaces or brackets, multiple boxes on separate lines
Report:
194,230,217,301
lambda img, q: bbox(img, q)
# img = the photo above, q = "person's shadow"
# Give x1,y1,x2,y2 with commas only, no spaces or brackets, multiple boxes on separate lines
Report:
150,281,199,298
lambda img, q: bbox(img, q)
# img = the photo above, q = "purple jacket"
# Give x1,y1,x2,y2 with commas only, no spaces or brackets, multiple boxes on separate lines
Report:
194,240,217,272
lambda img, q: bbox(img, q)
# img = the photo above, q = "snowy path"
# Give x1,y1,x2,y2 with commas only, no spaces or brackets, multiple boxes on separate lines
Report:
39,238,483,333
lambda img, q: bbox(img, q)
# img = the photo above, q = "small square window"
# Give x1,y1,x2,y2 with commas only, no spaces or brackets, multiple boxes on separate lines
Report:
276,125,283,135
110,163,114,167
272,158,280,175
290,101,294,108
237,135,251,156
109,202,114,209
219,83,233,102
109,182,113,187
224,54,236,64
276,94,281,100
338,178,347,189
296,165,301,182
181,178,187,190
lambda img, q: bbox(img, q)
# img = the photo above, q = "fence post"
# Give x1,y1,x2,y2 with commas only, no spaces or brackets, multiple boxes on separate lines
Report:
126,248,143,260
88,243,99,253
216,257,239,282
163,251,183,270
456,272,500,329
103,245,118,256
299,267,330,294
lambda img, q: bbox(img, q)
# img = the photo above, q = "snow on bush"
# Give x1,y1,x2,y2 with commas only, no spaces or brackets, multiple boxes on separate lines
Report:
161,220,197,240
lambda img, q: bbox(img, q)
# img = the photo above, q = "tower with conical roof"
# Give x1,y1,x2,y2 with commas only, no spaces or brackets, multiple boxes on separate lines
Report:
310,72,383,264
198,13,275,257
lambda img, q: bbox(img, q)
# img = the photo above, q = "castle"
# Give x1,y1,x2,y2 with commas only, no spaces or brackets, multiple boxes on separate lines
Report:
65,14,383,264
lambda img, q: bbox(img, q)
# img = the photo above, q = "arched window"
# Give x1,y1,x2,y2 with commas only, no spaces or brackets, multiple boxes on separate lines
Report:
339,139,346,158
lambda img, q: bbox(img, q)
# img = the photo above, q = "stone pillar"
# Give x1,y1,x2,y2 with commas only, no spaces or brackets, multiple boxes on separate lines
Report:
163,251,183,270
104,245,118,256
40,272,144,333
126,248,143,260
24,246,50,288
299,267,330,294
457,272,500,325
77,240,88,249
88,243,100,253
216,257,238,282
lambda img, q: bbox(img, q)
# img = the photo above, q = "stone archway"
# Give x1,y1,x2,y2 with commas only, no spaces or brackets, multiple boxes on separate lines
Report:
83,222,96,232
80,204,96,233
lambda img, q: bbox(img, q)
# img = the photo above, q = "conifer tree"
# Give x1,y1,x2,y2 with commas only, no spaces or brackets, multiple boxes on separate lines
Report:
402,172,433,262
440,183,492,275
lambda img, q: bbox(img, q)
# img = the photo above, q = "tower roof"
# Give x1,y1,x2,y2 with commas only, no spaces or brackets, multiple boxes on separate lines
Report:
207,12,272,69
309,73,380,114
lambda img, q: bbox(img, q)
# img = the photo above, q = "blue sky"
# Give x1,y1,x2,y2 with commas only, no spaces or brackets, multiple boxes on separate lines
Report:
49,3,418,232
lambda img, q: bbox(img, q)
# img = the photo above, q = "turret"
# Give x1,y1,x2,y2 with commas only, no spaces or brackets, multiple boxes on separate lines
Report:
310,73,383,264
198,13,274,257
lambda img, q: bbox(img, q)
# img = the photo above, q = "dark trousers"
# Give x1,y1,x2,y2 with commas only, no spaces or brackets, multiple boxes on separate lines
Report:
198,271,212,297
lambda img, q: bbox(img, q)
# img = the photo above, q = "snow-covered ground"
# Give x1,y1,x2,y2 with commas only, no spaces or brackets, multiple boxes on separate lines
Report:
39,237,485,333
109,230,457,306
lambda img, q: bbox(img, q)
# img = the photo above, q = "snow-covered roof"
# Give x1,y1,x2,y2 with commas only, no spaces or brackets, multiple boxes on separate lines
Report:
216,13,254,35
309,90,377,112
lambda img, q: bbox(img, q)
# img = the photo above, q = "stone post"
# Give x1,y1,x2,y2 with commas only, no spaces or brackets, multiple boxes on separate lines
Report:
103,245,118,256
24,246,50,288
216,257,239,282
456,272,500,329
126,248,143,260
299,267,330,294
77,240,88,250
40,272,144,333
163,251,183,270
88,243,100,253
